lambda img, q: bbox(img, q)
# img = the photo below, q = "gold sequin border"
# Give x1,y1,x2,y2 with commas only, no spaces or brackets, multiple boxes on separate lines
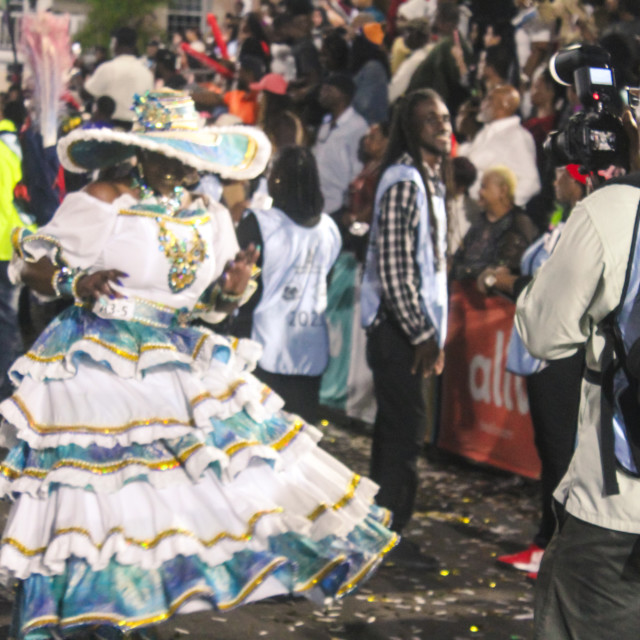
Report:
0,443,205,480
25,332,209,364
306,474,361,522
8,395,195,436
2,507,283,557
336,532,399,596
223,420,304,458
190,379,246,406
1,420,304,484
21,556,288,633
19,536,397,634
118,209,210,225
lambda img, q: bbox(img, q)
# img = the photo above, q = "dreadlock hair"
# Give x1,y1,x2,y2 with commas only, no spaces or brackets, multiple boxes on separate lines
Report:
380,89,451,268
269,145,324,224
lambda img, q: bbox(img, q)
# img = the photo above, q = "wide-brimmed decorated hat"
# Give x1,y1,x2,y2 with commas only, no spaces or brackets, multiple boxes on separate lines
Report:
57,90,272,180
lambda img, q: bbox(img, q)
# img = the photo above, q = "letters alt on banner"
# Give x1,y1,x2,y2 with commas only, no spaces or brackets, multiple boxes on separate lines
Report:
438,281,541,479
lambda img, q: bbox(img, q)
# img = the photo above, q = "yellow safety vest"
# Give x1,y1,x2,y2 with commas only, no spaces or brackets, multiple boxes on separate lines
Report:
0,118,29,261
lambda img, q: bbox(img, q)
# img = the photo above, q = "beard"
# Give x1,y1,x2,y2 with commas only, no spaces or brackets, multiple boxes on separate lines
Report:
420,138,450,157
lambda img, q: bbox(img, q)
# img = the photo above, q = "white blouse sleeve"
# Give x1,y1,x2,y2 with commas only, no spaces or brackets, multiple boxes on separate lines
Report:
20,191,120,269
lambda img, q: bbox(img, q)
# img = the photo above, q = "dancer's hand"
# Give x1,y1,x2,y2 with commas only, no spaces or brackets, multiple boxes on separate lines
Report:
221,244,261,296
76,270,128,301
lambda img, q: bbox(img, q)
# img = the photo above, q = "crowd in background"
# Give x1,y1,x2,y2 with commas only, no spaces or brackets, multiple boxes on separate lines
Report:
3,0,640,238
22,0,634,264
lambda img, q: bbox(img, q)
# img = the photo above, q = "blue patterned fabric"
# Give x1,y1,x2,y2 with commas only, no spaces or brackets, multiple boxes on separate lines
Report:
14,518,394,639
18,305,213,379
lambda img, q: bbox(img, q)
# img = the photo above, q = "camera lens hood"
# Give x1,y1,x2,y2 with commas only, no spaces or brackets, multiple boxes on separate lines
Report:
550,44,612,86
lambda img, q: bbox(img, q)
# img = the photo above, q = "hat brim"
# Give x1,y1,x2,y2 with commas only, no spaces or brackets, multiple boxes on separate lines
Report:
57,125,272,180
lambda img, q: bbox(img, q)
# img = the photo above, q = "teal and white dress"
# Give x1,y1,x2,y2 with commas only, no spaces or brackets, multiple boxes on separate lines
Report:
0,191,397,639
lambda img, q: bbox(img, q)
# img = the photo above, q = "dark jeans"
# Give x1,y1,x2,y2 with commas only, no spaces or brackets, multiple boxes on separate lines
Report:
526,349,584,547
366,318,428,533
535,514,640,639
254,366,322,425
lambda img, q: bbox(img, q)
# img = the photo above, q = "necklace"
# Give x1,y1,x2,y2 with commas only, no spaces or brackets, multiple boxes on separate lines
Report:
132,176,185,216
130,174,208,292
157,217,207,292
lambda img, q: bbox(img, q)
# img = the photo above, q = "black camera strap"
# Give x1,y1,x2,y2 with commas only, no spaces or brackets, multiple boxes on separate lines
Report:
597,172,640,496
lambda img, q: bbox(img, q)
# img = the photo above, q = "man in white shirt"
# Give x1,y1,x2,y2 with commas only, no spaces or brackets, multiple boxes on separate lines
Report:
460,84,541,207
313,73,369,216
84,27,154,130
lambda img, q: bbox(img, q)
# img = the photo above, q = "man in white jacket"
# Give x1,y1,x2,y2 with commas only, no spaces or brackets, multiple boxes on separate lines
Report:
515,169,640,638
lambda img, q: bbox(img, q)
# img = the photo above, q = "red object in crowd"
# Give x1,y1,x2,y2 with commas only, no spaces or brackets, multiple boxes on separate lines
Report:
386,0,407,38
180,43,234,79
206,13,229,61
249,73,288,95
55,164,66,200
565,163,588,185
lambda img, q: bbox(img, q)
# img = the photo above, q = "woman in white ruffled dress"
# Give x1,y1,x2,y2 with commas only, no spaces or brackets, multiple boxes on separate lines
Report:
0,91,397,640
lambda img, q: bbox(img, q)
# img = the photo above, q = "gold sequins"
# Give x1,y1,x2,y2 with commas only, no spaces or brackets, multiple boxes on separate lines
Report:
0,443,205,481
10,395,194,436
2,508,283,558
118,209,210,225
336,533,399,596
307,474,361,521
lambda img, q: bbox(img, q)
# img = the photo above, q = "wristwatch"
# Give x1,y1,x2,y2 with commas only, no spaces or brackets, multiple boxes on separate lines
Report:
484,272,497,288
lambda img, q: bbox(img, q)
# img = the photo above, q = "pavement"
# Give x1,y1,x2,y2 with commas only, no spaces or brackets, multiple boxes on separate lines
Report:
0,417,540,640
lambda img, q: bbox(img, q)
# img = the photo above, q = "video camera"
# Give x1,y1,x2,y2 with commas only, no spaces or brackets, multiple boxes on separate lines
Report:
544,44,635,172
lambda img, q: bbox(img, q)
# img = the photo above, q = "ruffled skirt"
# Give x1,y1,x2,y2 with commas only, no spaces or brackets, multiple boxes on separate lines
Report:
0,306,397,639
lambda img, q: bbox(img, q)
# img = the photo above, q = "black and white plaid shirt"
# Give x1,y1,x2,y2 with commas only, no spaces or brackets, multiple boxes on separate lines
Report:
372,153,445,345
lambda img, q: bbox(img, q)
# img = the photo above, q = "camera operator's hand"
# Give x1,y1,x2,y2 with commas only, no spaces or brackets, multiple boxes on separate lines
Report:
411,336,445,378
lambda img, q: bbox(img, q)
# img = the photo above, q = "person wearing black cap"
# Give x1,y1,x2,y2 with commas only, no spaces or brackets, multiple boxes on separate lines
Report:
84,26,154,130
312,73,369,219
155,49,188,90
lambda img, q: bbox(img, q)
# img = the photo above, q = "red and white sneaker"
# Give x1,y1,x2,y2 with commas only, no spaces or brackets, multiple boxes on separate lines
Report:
497,544,544,573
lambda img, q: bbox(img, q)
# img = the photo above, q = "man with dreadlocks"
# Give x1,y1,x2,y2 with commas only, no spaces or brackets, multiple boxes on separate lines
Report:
361,89,451,550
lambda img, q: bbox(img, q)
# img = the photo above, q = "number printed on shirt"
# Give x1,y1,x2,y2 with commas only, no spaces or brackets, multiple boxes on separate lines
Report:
287,310,324,327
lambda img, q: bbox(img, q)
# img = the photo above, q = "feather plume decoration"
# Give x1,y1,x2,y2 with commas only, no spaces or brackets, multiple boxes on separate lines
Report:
20,12,74,148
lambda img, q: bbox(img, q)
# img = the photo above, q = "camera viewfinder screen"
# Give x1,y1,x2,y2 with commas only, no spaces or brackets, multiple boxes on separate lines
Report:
590,129,616,151
589,67,614,86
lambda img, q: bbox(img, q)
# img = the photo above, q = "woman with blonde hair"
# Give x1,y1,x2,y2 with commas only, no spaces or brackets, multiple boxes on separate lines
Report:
450,164,538,288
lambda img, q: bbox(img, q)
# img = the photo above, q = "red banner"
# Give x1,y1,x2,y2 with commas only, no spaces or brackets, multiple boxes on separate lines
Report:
438,281,540,479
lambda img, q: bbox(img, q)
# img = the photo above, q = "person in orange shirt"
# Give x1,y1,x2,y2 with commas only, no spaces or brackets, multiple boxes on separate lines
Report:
222,55,265,124
191,55,265,125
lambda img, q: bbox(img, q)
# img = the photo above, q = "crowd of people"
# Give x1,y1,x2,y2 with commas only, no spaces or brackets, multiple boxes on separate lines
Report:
0,0,639,638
